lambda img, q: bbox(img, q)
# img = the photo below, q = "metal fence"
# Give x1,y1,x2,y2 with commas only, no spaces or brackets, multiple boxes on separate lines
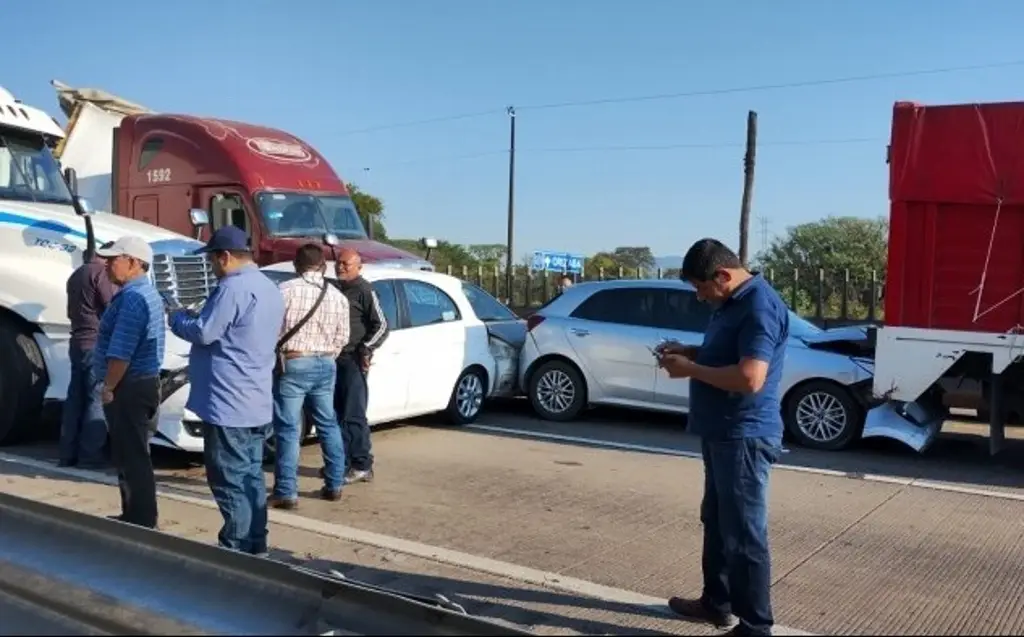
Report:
440,265,885,327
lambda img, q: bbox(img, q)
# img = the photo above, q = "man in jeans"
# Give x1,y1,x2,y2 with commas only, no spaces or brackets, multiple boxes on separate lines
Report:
60,241,118,469
269,244,349,508
94,236,165,528
170,226,284,554
658,238,789,637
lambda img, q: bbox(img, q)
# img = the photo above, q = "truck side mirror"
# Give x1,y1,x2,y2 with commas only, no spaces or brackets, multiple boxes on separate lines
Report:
75,197,94,216
188,208,209,240
63,167,78,196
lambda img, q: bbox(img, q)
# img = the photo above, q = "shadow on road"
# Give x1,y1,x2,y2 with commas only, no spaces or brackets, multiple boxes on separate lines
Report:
268,548,689,636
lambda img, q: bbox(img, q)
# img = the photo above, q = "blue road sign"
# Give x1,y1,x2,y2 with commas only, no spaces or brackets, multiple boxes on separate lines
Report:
532,250,584,274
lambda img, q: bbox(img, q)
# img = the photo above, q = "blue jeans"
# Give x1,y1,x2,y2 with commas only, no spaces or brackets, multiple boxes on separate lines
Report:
700,436,781,635
59,345,108,466
203,423,269,554
336,356,372,471
272,355,344,500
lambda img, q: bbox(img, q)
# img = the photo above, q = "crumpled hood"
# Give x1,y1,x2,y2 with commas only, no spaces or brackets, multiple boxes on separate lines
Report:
801,324,869,345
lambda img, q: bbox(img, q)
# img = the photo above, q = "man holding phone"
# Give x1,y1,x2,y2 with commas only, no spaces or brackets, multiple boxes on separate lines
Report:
657,238,789,637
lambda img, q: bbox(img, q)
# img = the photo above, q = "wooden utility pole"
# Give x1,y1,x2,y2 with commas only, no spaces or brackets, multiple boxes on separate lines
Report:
505,106,516,303
738,110,758,265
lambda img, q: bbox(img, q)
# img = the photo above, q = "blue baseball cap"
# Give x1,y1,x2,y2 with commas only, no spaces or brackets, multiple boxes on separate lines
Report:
194,226,250,254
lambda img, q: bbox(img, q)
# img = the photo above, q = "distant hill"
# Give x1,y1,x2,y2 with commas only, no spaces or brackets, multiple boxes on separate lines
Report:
654,255,682,271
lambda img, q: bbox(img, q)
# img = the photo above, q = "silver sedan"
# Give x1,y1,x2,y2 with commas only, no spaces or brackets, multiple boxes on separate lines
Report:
517,279,876,451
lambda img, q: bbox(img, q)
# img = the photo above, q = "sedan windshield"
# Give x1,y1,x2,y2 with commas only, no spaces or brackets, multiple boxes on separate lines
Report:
256,191,368,239
0,130,74,205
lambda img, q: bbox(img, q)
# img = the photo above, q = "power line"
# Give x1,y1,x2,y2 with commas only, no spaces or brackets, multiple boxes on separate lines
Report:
332,59,1024,136
518,59,1024,111
353,136,883,170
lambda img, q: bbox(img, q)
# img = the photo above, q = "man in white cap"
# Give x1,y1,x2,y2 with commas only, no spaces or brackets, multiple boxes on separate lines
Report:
94,235,165,529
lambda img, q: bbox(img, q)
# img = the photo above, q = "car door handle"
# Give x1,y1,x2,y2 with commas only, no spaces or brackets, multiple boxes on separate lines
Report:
570,328,590,337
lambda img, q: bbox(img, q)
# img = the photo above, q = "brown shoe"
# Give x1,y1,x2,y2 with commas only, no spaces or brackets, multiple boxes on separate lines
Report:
267,495,298,510
667,597,737,629
319,486,342,501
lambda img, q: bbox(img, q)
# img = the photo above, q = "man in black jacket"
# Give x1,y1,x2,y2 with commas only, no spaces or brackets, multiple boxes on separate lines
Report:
332,248,389,484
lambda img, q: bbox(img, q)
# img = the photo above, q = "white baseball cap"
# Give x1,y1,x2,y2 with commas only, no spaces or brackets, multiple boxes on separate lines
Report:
95,236,154,264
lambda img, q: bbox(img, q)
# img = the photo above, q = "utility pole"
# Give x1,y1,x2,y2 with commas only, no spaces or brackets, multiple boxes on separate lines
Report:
738,110,758,265
504,106,516,304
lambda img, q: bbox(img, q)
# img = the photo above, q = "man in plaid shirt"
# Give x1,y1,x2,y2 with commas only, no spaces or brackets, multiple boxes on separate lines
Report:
268,244,351,508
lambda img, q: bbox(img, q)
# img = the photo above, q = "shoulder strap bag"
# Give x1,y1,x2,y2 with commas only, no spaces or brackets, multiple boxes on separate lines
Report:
274,281,329,377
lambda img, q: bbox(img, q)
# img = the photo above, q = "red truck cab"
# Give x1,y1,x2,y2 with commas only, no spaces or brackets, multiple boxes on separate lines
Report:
109,113,430,269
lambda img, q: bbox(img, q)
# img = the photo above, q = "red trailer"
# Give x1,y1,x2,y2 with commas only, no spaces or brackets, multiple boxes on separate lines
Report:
887,100,1024,333
872,99,1024,456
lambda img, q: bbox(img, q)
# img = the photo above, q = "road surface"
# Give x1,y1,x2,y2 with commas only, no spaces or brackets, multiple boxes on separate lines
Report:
3,400,1023,635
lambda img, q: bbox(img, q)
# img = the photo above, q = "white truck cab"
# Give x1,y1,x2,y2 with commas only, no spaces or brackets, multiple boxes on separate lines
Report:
0,84,206,451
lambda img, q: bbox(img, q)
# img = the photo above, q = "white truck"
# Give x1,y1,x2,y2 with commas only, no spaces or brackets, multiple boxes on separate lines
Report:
0,84,207,450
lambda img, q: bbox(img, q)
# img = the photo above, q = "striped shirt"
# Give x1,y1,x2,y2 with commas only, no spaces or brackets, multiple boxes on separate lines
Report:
279,272,350,357
94,275,165,383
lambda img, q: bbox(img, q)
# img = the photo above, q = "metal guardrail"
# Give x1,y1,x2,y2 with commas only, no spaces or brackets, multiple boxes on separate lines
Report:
0,492,529,635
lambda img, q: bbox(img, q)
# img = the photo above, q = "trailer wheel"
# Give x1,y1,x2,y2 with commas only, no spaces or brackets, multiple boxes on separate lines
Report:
0,316,47,445
784,380,862,451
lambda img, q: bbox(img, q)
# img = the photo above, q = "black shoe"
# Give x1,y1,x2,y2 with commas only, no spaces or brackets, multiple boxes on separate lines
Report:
667,597,737,629
76,461,107,471
319,486,342,501
267,495,298,510
57,459,77,468
344,468,374,484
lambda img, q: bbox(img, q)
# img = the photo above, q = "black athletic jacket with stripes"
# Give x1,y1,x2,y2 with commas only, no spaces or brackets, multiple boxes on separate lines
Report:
332,276,389,359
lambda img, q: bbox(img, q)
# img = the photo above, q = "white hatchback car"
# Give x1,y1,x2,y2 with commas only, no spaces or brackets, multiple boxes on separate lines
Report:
518,279,877,451
154,264,524,453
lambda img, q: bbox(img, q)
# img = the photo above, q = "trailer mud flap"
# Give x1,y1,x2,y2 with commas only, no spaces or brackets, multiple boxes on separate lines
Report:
862,400,945,453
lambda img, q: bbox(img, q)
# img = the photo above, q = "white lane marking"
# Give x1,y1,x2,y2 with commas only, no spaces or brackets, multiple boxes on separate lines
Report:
465,423,1024,503
0,452,811,636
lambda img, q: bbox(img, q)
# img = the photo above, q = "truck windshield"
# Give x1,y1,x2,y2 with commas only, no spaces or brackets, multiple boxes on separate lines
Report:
0,130,74,205
256,191,368,239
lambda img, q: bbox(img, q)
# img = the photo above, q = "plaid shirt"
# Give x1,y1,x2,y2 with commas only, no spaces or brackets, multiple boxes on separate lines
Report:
278,272,350,356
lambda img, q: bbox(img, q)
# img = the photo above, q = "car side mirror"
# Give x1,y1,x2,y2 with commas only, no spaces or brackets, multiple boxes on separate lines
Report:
323,233,340,247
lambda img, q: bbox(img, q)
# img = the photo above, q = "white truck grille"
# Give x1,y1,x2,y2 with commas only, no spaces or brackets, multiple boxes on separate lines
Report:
151,253,216,308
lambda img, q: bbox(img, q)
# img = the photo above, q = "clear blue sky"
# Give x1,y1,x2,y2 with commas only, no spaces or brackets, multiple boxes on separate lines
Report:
6,1,1024,260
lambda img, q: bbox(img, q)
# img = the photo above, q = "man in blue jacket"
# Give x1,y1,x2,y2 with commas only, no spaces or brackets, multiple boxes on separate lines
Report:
169,226,285,555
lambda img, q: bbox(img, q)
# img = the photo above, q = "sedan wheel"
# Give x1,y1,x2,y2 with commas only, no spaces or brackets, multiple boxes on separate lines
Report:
446,368,486,425
529,360,586,422
784,380,862,451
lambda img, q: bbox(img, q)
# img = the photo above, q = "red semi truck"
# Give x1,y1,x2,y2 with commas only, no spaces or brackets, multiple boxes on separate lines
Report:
51,81,432,269
869,98,1024,455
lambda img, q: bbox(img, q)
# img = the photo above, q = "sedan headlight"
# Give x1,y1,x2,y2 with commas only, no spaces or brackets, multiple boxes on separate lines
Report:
488,336,517,363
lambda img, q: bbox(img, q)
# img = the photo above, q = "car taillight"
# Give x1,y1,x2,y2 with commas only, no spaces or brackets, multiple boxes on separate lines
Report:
526,314,546,332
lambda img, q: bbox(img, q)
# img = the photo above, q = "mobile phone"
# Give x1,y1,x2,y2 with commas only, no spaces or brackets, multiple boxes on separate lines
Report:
159,290,184,312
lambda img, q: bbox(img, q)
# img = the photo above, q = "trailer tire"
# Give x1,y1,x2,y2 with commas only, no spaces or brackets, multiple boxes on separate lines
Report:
783,380,862,451
0,316,47,445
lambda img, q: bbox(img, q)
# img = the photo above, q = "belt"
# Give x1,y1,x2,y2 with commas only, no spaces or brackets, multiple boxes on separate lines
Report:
283,351,334,360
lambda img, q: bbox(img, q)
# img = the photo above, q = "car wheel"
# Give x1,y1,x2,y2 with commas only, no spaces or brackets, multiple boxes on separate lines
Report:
529,359,586,422
784,380,862,451
446,367,486,425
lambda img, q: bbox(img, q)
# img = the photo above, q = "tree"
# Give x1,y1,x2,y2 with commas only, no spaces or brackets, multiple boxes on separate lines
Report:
755,216,888,316
611,246,656,272
347,183,387,241
467,244,508,268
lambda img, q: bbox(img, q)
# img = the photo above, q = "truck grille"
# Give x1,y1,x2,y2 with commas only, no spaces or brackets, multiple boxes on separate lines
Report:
151,254,216,308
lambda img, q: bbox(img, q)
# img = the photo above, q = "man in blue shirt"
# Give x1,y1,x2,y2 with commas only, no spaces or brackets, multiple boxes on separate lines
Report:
169,226,285,555
658,238,789,637
94,236,165,529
